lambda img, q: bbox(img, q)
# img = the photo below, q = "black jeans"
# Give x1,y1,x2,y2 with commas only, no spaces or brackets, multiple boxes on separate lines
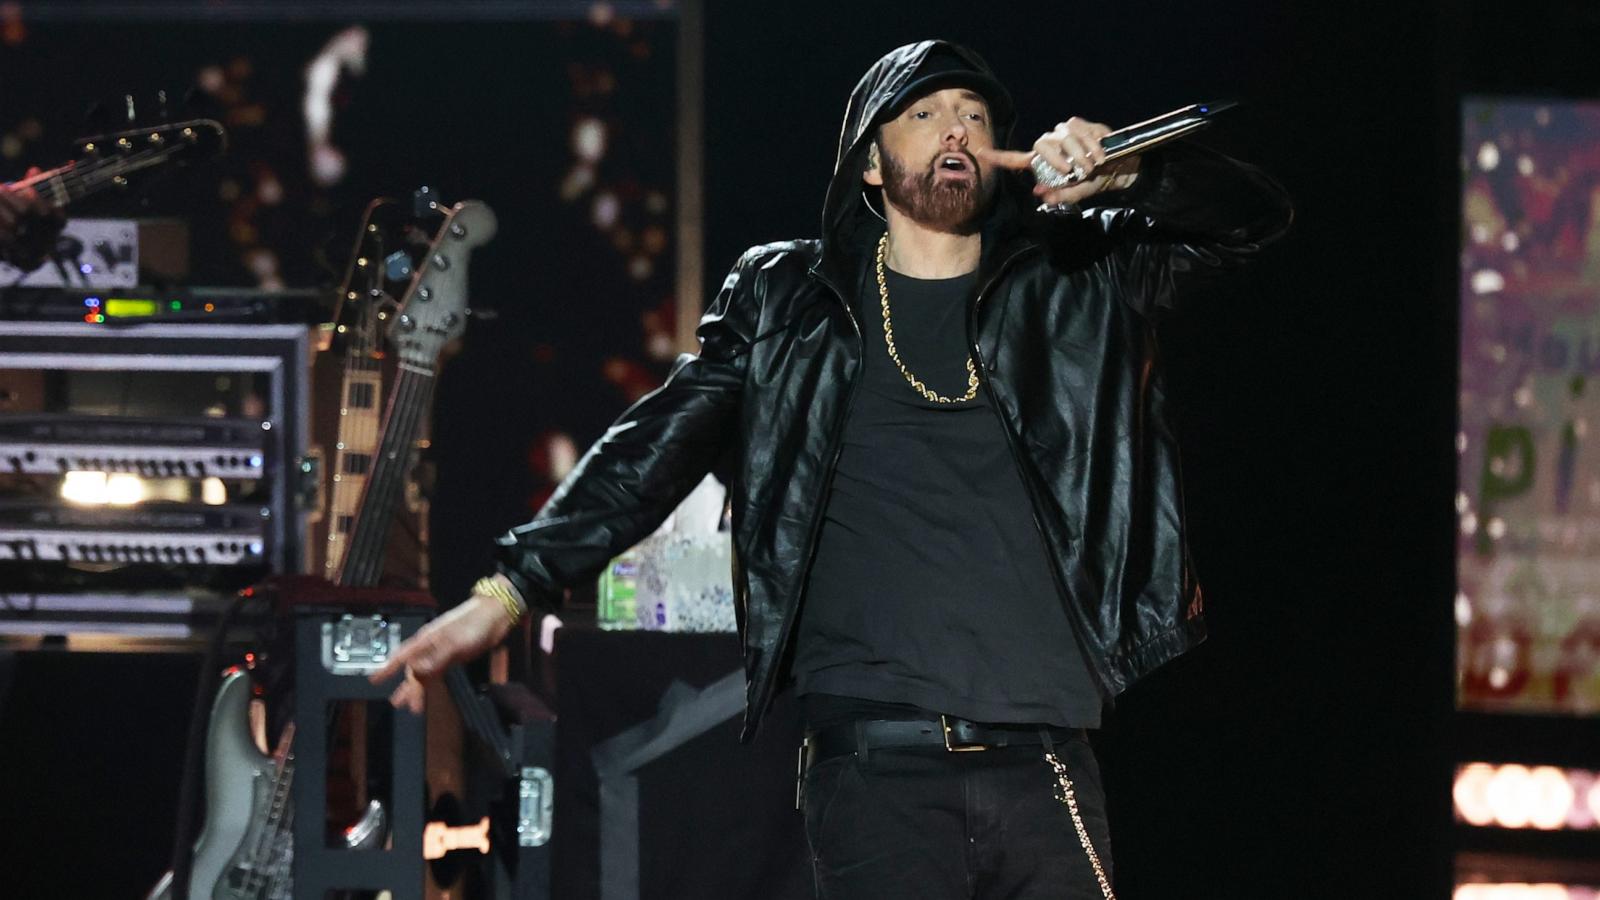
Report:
800,732,1112,899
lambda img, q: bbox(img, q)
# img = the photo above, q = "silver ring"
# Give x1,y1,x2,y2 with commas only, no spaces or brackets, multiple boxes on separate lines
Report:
1030,153,1072,189
1030,153,1085,189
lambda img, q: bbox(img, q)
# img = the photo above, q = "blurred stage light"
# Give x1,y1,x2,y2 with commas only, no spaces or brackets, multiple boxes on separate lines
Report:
573,116,607,162
1454,885,1598,900
1472,269,1506,294
593,191,620,228
1456,763,1600,830
546,433,578,482
60,471,107,505
1456,763,1497,826
304,26,369,187
560,163,596,201
201,477,228,506
104,473,144,506
60,471,148,507
1478,141,1501,171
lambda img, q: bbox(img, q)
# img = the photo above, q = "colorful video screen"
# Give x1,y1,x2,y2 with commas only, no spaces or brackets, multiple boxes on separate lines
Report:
1459,98,1600,715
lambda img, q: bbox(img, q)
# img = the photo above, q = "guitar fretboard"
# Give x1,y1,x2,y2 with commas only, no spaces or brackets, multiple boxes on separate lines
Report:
338,364,435,588
16,143,188,208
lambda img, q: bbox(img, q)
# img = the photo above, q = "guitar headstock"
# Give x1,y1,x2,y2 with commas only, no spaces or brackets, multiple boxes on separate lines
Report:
76,118,227,170
387,200,498,370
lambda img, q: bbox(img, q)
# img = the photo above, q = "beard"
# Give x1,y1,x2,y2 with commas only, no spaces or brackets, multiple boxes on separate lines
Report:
878,146,997,235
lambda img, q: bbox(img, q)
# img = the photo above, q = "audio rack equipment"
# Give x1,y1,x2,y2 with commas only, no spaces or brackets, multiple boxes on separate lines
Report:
0,501,267,566
0,414,267,479
0,322,309,634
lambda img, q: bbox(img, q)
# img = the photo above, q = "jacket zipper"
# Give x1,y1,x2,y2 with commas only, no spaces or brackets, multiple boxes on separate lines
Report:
968,248,1117,701
754,266,864,724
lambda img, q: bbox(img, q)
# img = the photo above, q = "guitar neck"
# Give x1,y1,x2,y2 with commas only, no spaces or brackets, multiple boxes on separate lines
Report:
322,292,385,579
14,143,187,209
322,368,382,576
12,164,73,207
444,667,516,778
337,364,435,588
6,119,225,211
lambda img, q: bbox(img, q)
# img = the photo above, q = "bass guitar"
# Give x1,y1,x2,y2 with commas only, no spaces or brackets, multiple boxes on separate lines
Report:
13,118,226,208
148,197,496,900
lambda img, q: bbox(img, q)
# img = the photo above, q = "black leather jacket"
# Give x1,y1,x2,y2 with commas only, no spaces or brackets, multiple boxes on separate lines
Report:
495,41,1292,739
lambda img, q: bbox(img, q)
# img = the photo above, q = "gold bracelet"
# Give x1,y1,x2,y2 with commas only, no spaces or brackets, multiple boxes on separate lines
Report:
473,576,526,626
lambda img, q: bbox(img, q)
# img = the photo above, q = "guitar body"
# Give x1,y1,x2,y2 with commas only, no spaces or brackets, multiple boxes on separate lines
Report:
147,670,275,900
147,665,388,899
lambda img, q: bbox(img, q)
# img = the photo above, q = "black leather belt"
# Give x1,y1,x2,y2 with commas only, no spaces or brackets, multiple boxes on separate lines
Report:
805,714,1081,765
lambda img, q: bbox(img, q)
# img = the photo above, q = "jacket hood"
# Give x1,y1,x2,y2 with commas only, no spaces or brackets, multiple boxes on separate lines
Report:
818,40,1023,272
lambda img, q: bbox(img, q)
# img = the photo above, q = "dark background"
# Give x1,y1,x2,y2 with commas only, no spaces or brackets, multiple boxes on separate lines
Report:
6,0,1599,896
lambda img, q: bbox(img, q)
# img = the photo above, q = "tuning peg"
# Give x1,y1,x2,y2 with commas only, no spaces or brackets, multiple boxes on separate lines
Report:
156,89,170,122
124,94,137,125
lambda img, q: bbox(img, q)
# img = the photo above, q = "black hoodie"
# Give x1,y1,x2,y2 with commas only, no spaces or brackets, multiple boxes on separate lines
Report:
496,39,1293,739
817,41,1034,305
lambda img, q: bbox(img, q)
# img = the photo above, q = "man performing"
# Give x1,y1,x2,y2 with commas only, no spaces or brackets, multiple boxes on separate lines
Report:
373,39,1292,899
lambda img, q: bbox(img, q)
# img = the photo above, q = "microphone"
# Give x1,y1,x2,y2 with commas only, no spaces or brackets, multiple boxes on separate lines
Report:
1031,100,1236,187
1101,100,1236,162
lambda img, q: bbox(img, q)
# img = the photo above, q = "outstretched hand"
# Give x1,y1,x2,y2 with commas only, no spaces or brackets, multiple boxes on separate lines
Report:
368,591,516,714
977,116,1140,207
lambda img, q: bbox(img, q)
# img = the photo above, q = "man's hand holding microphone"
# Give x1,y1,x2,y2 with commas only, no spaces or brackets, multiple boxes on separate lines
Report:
978,116,1141,208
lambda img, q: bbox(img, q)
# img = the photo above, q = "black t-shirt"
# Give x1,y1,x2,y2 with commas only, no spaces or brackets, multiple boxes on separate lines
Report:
791,266,1102,728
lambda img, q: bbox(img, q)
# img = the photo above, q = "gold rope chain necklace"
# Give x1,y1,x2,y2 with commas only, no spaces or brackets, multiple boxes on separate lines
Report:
875,232,980,404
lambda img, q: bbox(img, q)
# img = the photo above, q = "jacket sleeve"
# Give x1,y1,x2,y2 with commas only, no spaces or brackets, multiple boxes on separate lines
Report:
1082,144,1293,317
490,250,759,612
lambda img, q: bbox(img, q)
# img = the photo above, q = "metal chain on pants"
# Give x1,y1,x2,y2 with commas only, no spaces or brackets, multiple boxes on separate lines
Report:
1043,750,1117,900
